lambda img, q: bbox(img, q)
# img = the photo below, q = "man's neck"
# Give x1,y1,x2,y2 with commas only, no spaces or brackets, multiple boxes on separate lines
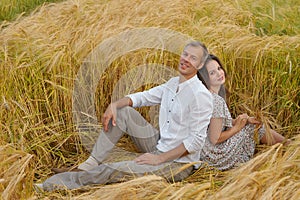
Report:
179,74,195,83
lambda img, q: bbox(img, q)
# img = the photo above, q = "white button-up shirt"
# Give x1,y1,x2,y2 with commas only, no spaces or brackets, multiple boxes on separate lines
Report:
127,75,213,163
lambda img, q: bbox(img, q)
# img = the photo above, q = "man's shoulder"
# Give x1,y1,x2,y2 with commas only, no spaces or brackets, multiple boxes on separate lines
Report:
162,76,179,86
167,76,179,83
194,80,211,95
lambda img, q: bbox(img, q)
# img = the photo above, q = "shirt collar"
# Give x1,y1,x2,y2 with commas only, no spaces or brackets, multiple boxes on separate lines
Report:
177,74,198,92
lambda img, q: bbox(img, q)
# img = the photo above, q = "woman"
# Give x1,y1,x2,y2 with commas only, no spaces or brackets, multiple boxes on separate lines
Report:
198,54,288,171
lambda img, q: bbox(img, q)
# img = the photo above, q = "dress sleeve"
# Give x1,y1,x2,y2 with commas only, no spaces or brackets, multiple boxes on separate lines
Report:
212,94,226,118
212,94,232,128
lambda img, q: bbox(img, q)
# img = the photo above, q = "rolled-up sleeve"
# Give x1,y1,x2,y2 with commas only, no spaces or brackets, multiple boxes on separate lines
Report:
126,84,165,108
182,91,213,153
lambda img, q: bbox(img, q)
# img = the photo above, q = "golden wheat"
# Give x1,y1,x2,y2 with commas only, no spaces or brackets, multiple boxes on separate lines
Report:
0,0,299,199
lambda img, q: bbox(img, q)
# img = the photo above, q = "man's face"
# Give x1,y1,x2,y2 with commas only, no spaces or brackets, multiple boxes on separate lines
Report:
178,45,204,79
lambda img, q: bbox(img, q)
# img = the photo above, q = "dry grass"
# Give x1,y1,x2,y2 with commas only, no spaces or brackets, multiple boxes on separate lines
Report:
0,145,34,199
212,137,300,200
0,0,299,199
30,137,300,200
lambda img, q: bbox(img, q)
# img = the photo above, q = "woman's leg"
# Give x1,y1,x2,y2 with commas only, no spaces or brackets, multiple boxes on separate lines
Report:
260,129,286,145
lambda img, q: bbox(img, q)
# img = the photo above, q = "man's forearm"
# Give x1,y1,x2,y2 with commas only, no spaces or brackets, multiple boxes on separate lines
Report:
159,143,189,163
112,97,133,108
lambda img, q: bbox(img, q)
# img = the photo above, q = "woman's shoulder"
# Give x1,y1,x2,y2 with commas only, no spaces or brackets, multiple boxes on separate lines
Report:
212,93,226,103
212,93,228,110
211,93,231,119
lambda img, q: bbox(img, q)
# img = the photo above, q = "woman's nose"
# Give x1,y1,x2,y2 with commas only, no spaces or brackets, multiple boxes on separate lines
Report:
217,69,223,75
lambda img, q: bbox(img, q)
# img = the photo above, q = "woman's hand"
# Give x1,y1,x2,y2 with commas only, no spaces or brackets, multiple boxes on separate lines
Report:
232,114,248,132
247,117,261,125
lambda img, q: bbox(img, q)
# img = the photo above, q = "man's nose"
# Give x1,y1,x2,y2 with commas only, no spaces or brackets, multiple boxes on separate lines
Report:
184,55,191,63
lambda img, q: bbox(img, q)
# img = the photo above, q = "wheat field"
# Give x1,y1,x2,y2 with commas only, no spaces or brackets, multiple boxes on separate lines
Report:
0,0,299,199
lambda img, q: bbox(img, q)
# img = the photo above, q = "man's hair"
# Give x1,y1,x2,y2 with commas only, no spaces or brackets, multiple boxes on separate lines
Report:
184,41,209,66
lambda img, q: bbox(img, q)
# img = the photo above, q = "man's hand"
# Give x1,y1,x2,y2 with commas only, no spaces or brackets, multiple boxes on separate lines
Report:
102,103,117,132
134,144,188,165
134,153,164,166
101,97,133,132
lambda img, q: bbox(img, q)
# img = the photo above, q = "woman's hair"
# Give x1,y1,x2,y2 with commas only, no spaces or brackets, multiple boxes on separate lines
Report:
197,54,228,100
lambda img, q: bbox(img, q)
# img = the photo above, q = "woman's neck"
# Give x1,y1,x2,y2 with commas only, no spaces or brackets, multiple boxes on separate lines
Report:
209,86,220,94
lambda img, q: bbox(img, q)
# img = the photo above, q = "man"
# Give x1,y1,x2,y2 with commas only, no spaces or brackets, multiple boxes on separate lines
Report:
36,41,213,191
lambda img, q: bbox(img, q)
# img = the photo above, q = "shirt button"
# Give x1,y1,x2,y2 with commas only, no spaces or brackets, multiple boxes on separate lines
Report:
171,99,174,101
167,121,169,123
169,110,171,112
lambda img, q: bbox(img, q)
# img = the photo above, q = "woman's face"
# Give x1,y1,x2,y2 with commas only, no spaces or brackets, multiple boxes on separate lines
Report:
206,60,226,89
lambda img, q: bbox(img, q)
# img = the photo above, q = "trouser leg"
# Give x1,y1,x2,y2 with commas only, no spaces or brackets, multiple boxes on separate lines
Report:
117,106,159,153
80,107,159,169
43,160,193,191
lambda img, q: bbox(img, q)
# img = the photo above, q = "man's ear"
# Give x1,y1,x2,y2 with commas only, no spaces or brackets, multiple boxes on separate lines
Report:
196,63,204,70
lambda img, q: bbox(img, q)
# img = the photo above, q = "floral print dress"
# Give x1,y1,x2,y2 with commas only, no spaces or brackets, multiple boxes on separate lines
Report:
200,93,265,171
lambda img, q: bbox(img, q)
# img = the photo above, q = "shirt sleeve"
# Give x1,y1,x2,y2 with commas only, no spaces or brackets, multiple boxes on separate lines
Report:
182,91,213,153
126,84,165,108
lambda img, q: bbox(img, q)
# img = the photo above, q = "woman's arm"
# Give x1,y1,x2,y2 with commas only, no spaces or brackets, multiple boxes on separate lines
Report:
209,114,248,145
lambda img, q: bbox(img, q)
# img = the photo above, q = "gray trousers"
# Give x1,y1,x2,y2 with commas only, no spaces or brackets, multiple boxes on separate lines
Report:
43,107,193,191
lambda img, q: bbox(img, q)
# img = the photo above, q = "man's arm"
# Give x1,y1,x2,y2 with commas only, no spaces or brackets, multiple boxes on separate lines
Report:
182,92,213,153
134,143,188,165
102,97,133,132
134,88,213,166
102,82,166,132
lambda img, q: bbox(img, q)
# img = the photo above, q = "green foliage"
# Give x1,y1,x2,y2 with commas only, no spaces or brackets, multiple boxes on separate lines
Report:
235,0,300,36
0,0,64,22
